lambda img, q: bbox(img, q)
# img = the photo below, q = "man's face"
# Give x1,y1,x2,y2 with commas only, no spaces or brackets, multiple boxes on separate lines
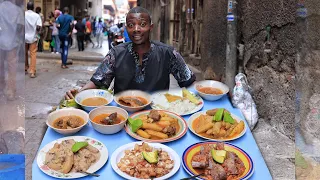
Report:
126,13,153,45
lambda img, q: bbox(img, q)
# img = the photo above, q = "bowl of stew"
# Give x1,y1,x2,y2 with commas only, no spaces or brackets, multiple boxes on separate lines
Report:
114,90,151,112
46,108,89,135
89,106,129,134
75,89,113,112
194,80,229,101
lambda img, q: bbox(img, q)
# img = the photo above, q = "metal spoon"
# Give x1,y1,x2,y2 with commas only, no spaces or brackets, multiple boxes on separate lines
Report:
180,173,205,180
81,171,100,177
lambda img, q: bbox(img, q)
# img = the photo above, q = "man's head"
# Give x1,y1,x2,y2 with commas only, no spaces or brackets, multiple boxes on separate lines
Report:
54,10,60,18
35,7,41,13
63,7,69,14
27,2,34,11
126,7,153,45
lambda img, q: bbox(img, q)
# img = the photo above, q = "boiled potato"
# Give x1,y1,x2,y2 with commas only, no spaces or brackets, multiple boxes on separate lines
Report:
142,123,163,131
137,129,151,139
145,129,168,139
229,121,245,137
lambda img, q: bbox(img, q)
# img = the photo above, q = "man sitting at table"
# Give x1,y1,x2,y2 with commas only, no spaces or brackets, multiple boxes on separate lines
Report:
65,7,196,99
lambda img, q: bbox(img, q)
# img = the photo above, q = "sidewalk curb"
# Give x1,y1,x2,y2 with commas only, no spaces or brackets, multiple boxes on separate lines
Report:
36,53,104,62
36,53,203,80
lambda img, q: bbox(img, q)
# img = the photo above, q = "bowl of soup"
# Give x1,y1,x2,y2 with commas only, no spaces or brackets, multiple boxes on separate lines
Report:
194,80,229,101
114,90,151,112
89,106,129,134
75,89,113,112
46,108,89,135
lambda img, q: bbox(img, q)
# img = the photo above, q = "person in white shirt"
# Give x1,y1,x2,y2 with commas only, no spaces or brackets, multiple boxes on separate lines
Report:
0,0,24,100
25,2,42,78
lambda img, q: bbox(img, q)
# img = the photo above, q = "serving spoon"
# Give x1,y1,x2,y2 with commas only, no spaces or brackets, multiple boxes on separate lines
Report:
81,171,100,177
180,173,205,180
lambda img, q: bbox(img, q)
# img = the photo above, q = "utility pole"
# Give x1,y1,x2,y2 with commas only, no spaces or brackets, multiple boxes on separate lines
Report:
225,0,237,92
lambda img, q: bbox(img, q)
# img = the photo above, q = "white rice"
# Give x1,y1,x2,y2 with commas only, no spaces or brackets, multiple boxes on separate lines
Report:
154,99,197,115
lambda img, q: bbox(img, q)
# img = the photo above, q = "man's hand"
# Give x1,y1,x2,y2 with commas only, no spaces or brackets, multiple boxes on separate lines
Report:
65,89,79,100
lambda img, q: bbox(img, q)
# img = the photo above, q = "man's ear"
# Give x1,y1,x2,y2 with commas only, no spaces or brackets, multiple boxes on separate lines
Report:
150,23,154,31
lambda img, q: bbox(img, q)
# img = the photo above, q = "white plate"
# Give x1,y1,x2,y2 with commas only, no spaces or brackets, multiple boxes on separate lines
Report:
188,110,247,141
150,89,204,116
37,136,108,179
111,141,180,180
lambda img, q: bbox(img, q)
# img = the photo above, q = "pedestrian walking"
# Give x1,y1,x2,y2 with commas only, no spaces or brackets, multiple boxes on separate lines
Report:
92,17,97,37
0,0,24,100
52,10,61,54
75,17,85,51
56,7,74,69
70,20,78,49
35,6,44,52
95,18,105,48
85,16,95,48
25,2,42,78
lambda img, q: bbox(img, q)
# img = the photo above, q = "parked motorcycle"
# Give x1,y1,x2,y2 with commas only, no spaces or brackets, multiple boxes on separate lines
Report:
110,33,125,48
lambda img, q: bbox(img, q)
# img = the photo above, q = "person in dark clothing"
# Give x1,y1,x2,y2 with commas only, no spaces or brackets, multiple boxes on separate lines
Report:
56,7,74,69
92,17,97,37
35,6,44,52
64,7,196,99
75,17,86,51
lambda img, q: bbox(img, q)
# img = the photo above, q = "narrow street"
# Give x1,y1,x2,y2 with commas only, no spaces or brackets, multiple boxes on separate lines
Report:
24,58,100,180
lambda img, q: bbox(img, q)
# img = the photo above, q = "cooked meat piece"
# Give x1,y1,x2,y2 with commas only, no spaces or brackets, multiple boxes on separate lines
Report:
100,112,117,125
191,154,208,168
71,146,101,172
206,109,218,116
55,118,68,129
148,110,161,122
208,157,227,180
200,144,215,155
162,126,176,136
227,151,236,160
235,157,245,175
119,97,145,107
85,144,99,153
216,142,225,150
66,116,82,128
210,163,227,180
223,152,238,175
61,139,76,149
109,112,117,120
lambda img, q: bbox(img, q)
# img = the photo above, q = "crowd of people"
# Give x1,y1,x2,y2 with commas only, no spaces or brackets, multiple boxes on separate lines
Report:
25,2,130,75
40,12,128,53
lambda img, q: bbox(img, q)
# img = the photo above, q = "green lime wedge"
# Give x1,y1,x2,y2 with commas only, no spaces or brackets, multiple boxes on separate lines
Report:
72,141,89,153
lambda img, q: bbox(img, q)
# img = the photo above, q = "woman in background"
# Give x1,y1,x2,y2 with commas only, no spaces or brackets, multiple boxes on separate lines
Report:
51,10,60,54
95,17,105,48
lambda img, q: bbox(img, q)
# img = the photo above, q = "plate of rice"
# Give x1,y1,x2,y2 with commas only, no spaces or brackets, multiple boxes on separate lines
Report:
150,88,204,116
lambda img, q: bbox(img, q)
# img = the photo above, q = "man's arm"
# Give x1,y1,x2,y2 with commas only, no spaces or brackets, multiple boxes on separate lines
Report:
36,15,42,32
65,50,116,100
90,49,116,89
69,17,74,36
170,49,196,87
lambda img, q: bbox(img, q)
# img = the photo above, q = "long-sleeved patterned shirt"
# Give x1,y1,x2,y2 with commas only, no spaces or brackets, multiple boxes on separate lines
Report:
91,42,195,91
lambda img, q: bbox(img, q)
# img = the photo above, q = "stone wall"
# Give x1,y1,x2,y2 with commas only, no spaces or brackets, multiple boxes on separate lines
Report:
238,0,296,140
200,0,227,78
296,0,320,159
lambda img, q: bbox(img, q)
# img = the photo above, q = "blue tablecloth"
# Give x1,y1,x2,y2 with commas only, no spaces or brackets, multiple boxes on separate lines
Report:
32,95,272,180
